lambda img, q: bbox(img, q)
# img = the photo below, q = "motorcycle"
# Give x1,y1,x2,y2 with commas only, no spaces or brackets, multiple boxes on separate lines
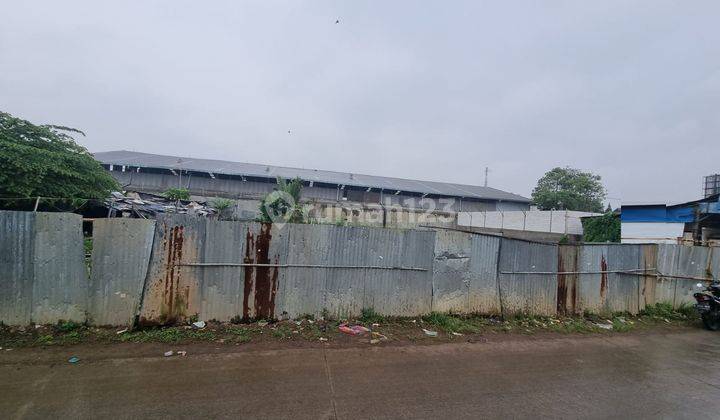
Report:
694,281,720,331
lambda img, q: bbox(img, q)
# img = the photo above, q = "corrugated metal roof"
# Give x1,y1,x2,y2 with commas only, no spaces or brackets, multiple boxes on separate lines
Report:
94,150,530,203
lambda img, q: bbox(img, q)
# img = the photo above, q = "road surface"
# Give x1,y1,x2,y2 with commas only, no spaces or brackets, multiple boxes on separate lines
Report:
2,329,719,419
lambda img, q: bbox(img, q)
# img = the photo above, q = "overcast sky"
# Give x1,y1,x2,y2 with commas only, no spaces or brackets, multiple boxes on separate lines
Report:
2,1,719,205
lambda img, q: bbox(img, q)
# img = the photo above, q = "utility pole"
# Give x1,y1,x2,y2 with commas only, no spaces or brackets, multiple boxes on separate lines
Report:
484,167,489,187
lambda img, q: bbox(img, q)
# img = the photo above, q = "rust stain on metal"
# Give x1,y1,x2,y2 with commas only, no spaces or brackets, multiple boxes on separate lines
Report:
242,229,255,320
641,244,657,307
162,225,184,323
557,251,567,315
600,254,608,303
241,223,279,320
557,246,578,315
253,223,277,319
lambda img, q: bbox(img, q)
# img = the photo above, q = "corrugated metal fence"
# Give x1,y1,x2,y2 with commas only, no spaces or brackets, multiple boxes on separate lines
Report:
1,211,719,326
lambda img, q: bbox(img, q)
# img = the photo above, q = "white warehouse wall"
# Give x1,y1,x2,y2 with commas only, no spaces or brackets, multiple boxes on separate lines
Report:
620,222,685,244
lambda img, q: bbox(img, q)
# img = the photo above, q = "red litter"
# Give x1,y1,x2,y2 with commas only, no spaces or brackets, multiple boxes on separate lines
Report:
338,324,370,336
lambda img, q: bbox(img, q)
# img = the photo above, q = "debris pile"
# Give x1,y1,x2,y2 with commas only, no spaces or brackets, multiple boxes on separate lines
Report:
107,191,218,218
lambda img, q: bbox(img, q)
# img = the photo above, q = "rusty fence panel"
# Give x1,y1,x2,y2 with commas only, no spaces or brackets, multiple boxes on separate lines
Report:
574,244,645,315
88,219,156,326
140,218,283,324
557,245,579,315
138,215,207,325
498,238,558,316
639,244,657,309
432,230,501,314
0,211,87,325
138,217,435,323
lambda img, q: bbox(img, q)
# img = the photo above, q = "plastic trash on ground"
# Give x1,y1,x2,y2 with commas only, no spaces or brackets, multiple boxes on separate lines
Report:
422,328,438,337
68,356,80,364
192,321,206,329
164,350,174,357
338,324,371,336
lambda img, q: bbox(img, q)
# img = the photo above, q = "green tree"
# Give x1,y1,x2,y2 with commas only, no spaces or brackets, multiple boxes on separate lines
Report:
163,187,191,201
0,111,119,200
531,167,606,212
582,212,620,242
258,177,306,224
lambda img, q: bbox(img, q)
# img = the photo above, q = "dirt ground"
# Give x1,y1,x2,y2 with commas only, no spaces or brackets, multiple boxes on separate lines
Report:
1,326,719,419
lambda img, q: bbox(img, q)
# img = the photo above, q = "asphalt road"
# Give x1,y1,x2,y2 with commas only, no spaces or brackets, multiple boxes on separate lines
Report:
2,330,720,419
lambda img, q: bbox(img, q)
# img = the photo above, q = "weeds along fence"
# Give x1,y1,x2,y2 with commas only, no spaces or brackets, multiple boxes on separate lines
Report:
1,211,719,327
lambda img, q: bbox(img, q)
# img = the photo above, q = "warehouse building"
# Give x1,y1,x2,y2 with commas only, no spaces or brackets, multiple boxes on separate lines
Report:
621,193,720,245
94,150,530,224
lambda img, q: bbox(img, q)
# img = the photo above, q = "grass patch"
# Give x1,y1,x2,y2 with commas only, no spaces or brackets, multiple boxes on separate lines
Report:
35,334,54,345
422,312,482,334
55,320,81,333
271,324,293,339
611,318,632,332
640,303,697,321
359,308,386,325
119,328,217,343
226,327,251,343
546,318,598,334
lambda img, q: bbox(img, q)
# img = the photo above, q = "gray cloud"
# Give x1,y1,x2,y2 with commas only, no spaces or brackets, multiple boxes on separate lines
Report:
2,1,719,205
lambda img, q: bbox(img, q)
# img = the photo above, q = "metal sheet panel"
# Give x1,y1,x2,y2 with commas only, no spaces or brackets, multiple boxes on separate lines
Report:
673,246,711,307
432,230,473,313
639,244,658,309
712,247,720,281
557,245,579,315
0,211,35,325
32,213,87,324
321,226,369,318
432,231,500,314
654,244,679,305
362,228,434,317
498,238,558,316
89,219,156,326
655,245,712,308
275,224,332,319
576,244,608,314
197,221,252,322
467,234,501,314
606,244,641,314
576,244,643,315
276,225,434,319
138,215,206,325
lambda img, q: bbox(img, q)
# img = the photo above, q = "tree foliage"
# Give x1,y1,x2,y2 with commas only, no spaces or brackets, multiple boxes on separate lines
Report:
258,177,306,224
582,212,620,243
531,167,606,213
163,187,191,201
0,111,118,199
210,197,234,220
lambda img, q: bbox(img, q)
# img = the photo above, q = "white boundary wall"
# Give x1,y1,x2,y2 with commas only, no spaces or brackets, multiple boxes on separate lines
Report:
458,210,599,235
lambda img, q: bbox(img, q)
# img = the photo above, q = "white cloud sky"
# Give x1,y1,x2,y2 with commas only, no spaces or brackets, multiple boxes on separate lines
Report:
2,1,719,205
